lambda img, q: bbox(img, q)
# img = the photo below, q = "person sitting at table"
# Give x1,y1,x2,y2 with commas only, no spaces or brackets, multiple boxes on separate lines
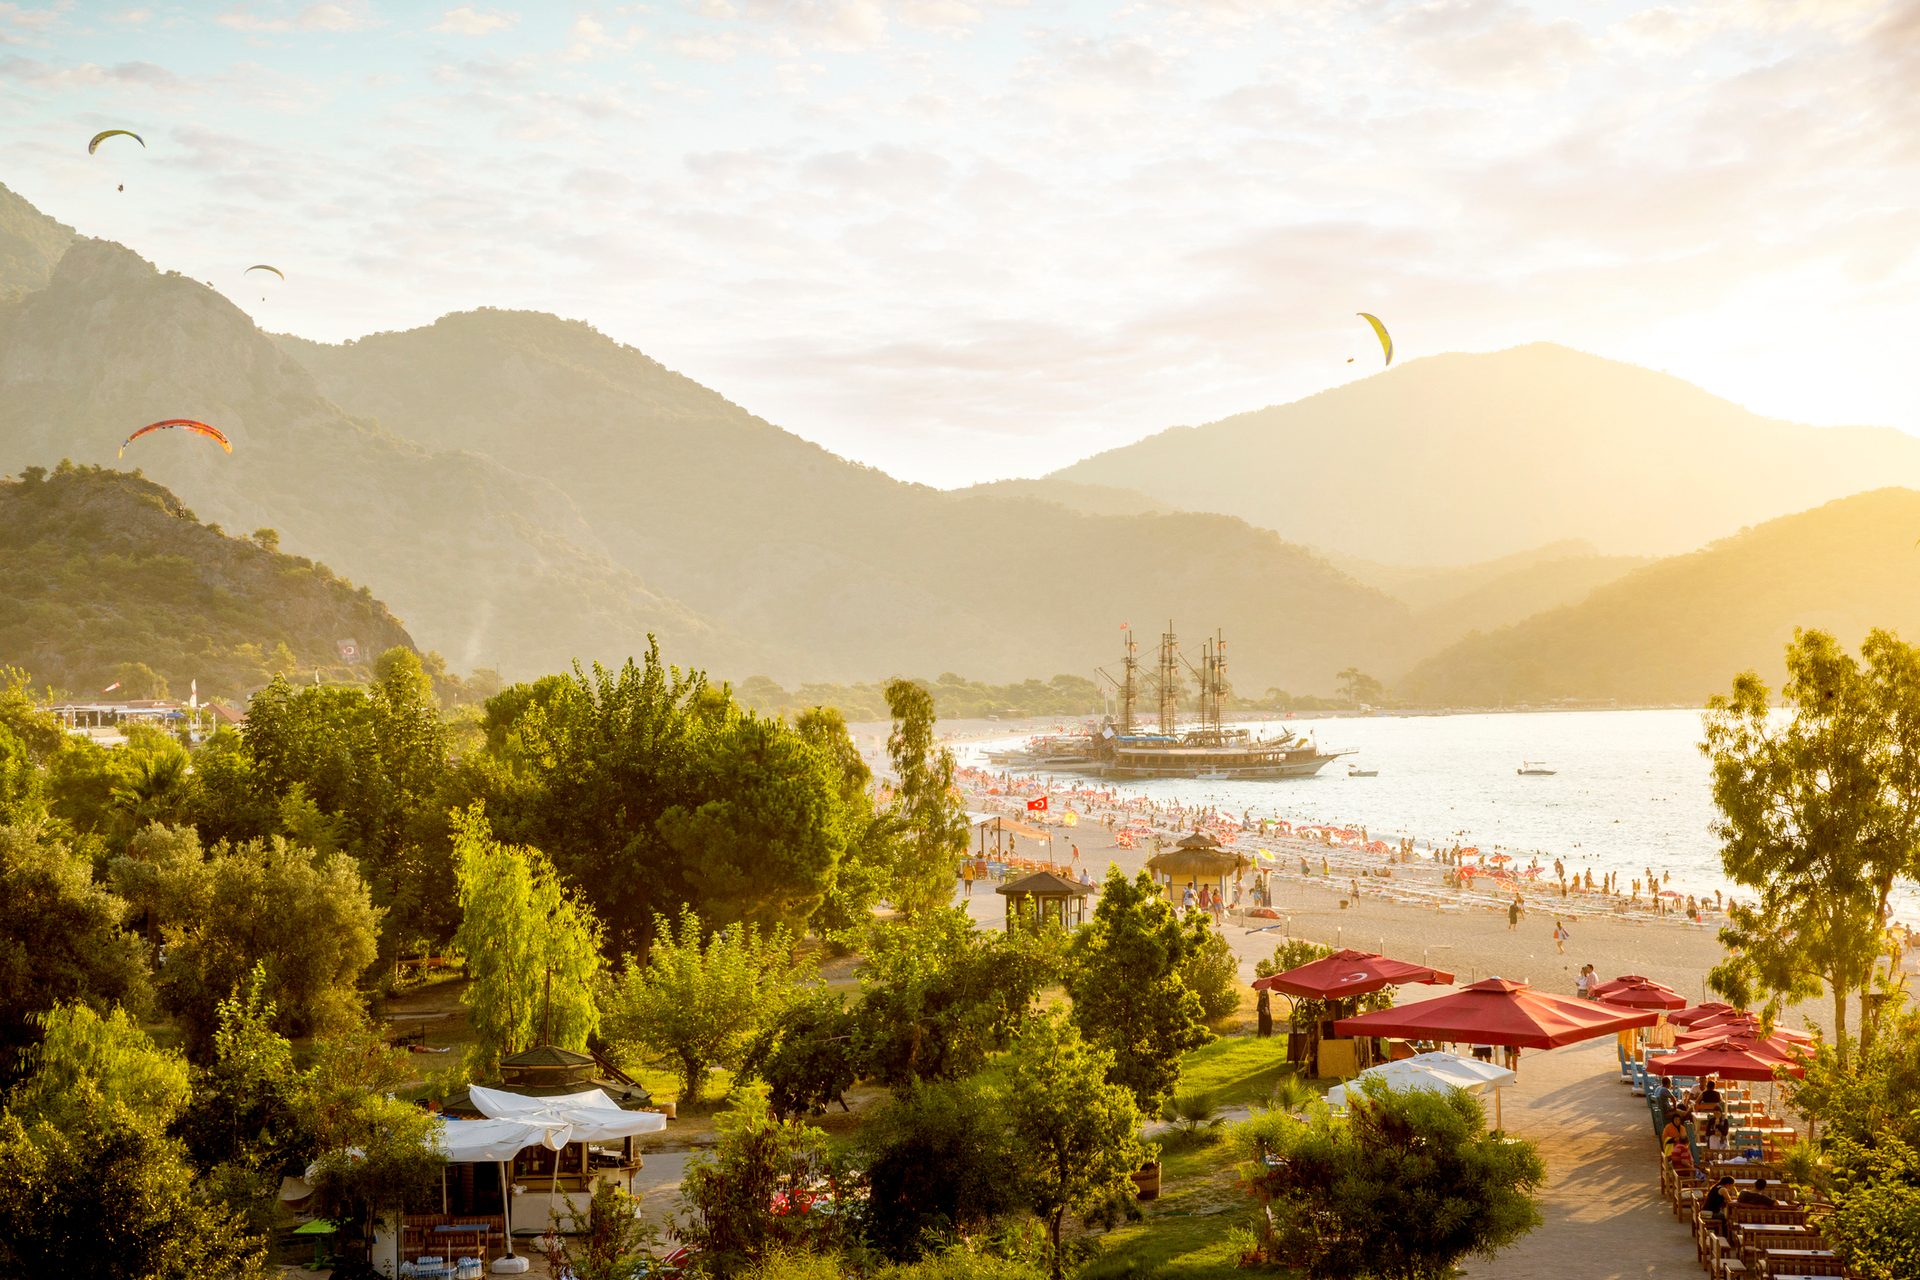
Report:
1701,1176,1736,1230
1704,1113,1731,1152
1696,1076,1723,1114
1662,1108,1692,1153
1736,1178,1777,1207
1668,1141,1698,1180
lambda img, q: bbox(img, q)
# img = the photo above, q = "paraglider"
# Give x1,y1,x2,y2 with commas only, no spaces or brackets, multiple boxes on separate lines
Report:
118,419,233,459
246,264,284,301
1357,312,1393,366
87,129,144,154
89,130,143,191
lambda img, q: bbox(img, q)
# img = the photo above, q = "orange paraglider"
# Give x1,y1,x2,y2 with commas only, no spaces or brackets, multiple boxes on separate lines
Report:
118,419,233,459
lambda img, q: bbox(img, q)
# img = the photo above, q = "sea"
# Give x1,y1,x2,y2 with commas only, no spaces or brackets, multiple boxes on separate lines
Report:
957,708,1920,925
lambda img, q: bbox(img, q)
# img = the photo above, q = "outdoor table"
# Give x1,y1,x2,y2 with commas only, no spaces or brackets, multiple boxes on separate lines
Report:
291,1219,338,1267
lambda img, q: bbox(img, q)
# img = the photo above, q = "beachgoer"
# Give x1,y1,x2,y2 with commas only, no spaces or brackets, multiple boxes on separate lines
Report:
1574,964,1594,999
962,861,974,896
1552,918,1570,954
1182,884,1196,910
1507,898,1522,930
1701,1176,1735,1228
1661,1114,1688,1153
1735,1179,1777,1207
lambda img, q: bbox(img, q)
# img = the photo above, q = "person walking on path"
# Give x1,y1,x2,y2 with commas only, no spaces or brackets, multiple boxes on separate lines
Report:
962,860,974,896
1552,918,1571,955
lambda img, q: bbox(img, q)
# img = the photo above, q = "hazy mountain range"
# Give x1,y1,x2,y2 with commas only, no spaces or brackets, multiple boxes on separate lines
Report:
4,179,1918,707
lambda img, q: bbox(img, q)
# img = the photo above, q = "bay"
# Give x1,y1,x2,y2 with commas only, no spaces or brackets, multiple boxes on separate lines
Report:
960,708,1920,924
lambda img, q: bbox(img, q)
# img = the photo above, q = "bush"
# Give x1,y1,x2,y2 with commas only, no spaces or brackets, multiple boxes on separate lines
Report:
740,989,860,1119
860,1077,1021,1260
1178,915,1240,1027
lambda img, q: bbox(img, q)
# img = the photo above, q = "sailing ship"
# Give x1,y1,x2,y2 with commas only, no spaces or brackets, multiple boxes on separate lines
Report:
1085,625,1353,781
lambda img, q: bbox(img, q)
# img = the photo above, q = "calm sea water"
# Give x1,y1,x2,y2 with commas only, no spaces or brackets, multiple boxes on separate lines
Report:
960,708,1920,923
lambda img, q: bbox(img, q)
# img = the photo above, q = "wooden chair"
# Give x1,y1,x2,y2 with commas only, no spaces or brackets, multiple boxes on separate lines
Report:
1708,1232,1749,1280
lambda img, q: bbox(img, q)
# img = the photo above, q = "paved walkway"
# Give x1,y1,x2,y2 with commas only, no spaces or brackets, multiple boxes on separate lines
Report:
1472,1037,1700,1280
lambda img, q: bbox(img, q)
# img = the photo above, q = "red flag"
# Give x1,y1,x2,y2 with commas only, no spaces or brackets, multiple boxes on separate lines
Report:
101,680,122,694
1027,796,1049,812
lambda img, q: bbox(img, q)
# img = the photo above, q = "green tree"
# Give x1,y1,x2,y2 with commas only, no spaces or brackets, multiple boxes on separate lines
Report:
1179,913,1241,1027
1702,629,1920,1063
604,906,803,1106
7,1003,189,1133
1063,868,1210,1113
0,1001,268,1279
305,1092,446,1267
677,1086,860,1274
740,988,862,1119
795,705,897,940
854,909,1059,1086
0,826,148,1079
451,804,603,1075
1334,667,1386,706
1235,1082,1544,1279
147,832,381,1054
175,966,302,1174
1002,1012,1147,1279
1779,1006,1920,1280
860,1076,1022,1261
883,678,967,919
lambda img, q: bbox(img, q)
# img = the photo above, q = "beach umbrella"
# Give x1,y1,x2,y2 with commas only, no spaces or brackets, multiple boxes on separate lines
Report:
1646,1035,1808,1082
1597,980,1688,1011
1668,1002,1738,1026
1678,1018,1813,1047
1326,1054,1514,1106
1332,977,1658,1049
1251,947,1455,1000
1590,974,1666,997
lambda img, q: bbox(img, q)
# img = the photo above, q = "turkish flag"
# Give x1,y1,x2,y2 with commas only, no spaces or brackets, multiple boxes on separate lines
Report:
1027,796,1049,812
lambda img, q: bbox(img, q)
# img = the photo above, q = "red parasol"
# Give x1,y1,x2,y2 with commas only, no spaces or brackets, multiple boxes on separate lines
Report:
1251,948,1455,1000
1597,980,1688,1011
1331,977,1658,1049
1646,1035,1808,1082
1667,1002,1738,1026
1678,1017,1814,1047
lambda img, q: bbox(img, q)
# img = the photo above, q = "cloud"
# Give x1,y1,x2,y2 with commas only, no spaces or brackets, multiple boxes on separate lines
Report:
0,1,61,45
216,2,376,33
432,6,515,36
563,12,645,60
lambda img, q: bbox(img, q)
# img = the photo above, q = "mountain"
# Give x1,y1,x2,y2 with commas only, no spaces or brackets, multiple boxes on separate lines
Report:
952,478,1174,518
1053,343,1920,566
0,238,733,679
1395,488,1920,707
1331,541,1651,647
0,182,75,302
0,464,414,699
276,309,1412,691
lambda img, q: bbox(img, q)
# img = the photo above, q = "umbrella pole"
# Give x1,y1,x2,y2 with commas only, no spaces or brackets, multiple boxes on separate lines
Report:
500,1161,516,1257
1495,1085,1503,1133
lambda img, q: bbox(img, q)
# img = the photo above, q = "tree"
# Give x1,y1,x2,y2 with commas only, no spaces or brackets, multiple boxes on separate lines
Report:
146,832,382,1054
451,804,603,1075
1179,913,1241,1027
1335,667,1386,707
854,909,1059,1086
677,1086,860,1274
883,678,967,919
860,1076,1021,1261
604,906,803,1106
7,1003,189,1134
0,826,148,1080
1779,1006,1920,1280
1063,868,1210,1113
305,1093,446,1268
1234,1082,1544,1279
1702,629,1920,1063
175,967,302,1174
1002,1012,1147,1279
476,646,859,952
740,988,862,1119
795,705,897,941
0,1003,269,1280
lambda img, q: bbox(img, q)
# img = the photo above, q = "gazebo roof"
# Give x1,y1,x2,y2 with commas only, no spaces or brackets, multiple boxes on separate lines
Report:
1146,843,1250,877
1175,830,1222,850
501,1044,594,1070
996,869,1091,898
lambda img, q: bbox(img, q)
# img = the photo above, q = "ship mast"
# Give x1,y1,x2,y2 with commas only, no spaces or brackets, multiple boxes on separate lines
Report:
1157,621,1179,736
1121,626,1137,735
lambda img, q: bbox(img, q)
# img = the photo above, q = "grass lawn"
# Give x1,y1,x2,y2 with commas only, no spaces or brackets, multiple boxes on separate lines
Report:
1174,1033,1300,1109
1077,1037,1298,1278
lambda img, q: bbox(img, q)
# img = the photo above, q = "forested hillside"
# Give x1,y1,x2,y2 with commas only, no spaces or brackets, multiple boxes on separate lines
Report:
0,464,415,699
1396,489,1920,706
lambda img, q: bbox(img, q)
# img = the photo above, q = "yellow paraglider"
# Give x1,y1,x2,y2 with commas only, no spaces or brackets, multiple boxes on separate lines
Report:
245,265,285,281
1357,312,1393,366
88,129,144,154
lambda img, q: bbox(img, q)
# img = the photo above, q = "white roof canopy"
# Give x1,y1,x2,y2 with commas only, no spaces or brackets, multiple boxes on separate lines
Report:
1326,1052,1516,1108
465,1084,668,1147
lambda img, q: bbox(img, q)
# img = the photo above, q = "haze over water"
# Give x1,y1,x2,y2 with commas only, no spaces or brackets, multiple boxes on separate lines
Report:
965,708,1920,925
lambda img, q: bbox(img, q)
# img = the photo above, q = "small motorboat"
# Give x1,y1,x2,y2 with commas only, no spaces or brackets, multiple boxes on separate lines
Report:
1517,760,1556,776
1347,764,1379,778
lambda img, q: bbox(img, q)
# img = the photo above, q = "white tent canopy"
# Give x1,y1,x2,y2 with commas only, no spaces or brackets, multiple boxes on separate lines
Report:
465,1085,668,1145
436,1118,561,1163
1326,1052,1516,1109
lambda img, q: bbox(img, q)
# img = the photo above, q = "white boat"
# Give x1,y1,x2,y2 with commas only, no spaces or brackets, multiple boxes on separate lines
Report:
1348,764,1379,778
1517,760,1556,776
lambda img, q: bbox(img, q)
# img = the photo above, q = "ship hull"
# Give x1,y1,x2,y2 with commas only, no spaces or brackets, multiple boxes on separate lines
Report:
1098,751,1348,780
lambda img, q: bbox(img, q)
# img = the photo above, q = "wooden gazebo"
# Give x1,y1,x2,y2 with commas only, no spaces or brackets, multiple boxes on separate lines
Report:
1145,830,1250,902
997,869,1091,932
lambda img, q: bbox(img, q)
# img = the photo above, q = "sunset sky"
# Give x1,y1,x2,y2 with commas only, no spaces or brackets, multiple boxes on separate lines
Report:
3,0,1915,486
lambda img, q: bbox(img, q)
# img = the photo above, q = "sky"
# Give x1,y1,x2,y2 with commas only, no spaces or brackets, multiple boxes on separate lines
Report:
2,0,1916,487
